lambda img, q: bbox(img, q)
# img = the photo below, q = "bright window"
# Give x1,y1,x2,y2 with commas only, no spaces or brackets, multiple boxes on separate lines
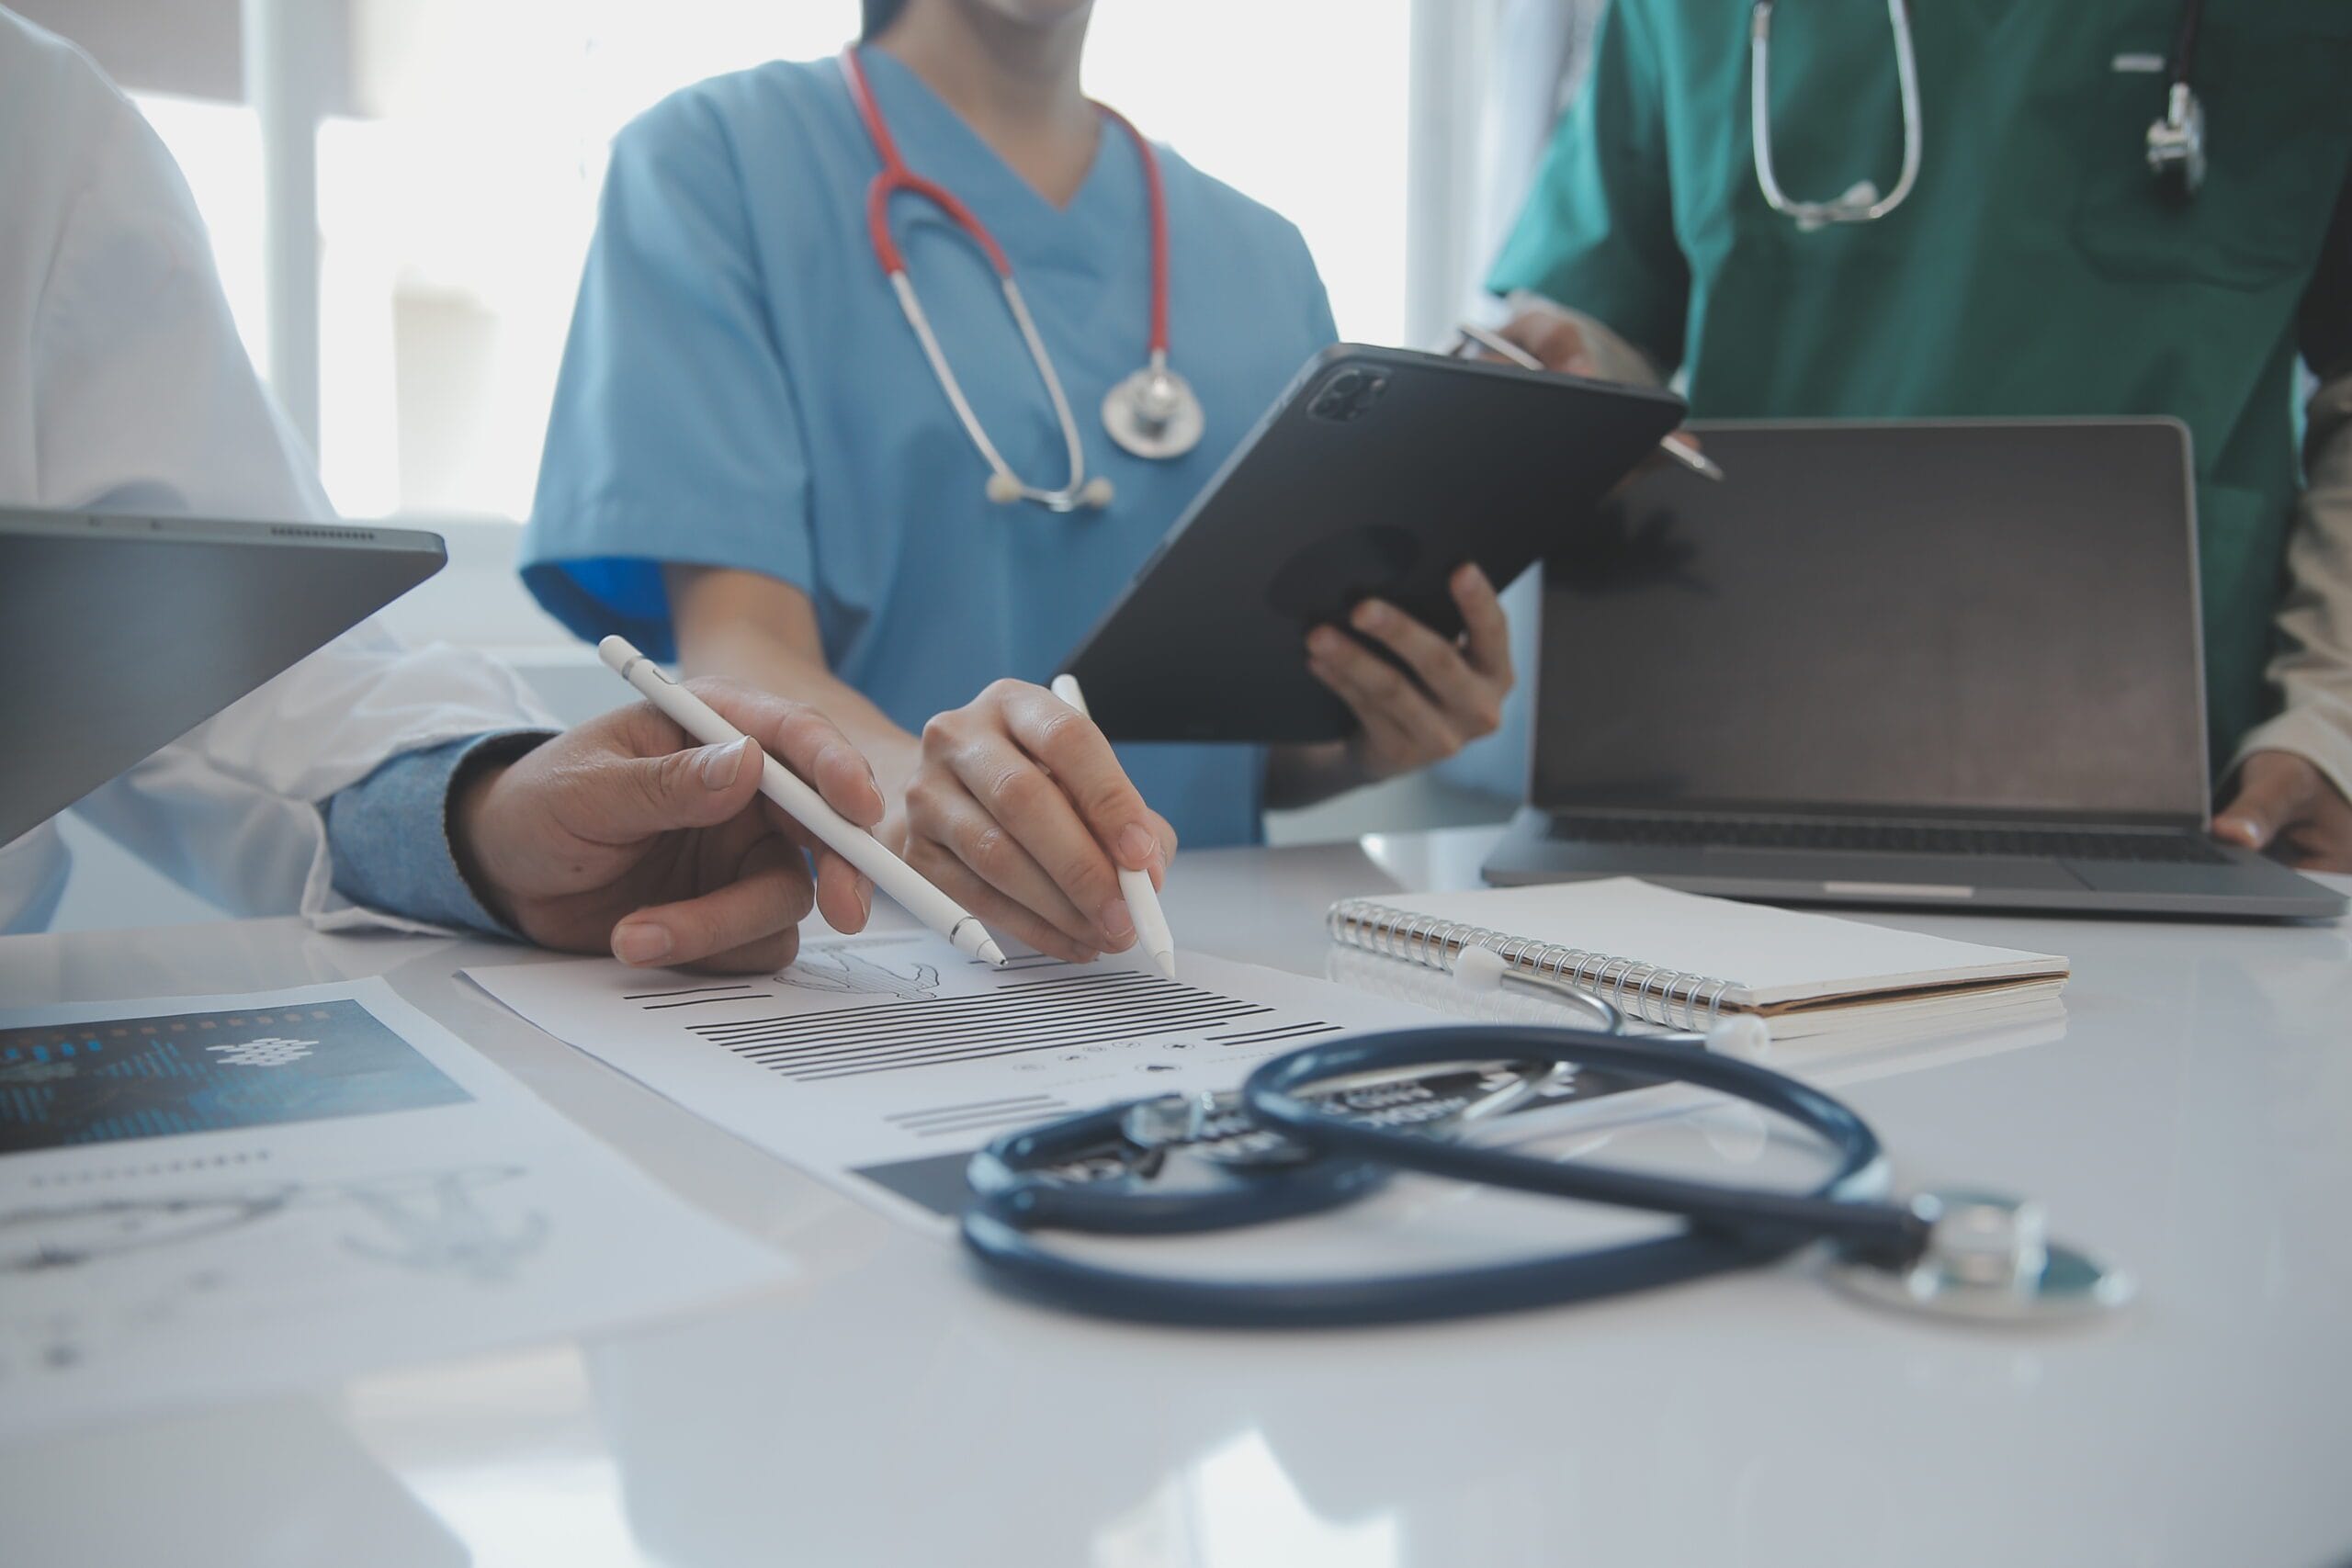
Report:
139,3,1412,525
1086,0,1411,349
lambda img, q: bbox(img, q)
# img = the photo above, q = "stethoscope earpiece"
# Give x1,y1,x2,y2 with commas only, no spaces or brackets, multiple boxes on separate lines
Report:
985,472,1115,510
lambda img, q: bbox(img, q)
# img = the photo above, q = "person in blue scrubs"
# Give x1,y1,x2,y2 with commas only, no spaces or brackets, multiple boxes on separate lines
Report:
523,0,1517,964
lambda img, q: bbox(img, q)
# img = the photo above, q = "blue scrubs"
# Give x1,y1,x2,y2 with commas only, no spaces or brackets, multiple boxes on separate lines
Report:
523,50,1339,848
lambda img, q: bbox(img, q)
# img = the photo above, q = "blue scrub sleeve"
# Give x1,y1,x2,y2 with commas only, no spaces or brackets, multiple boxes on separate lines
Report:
325,730,554,935
1300,236,1340,347
522,93,821,660
1484,0,1690,375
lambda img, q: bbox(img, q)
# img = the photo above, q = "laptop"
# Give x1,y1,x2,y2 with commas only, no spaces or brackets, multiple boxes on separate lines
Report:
1482,420,2347,919
0,506,447,845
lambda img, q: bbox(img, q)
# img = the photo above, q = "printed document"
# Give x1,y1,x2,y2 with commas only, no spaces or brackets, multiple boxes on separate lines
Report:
0,978,785,1438
468,932,1442,1226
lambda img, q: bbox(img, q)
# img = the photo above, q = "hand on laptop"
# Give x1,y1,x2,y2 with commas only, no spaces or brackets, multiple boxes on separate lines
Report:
1305,563,1514,782
450,684,885,973
2211,750,2352,873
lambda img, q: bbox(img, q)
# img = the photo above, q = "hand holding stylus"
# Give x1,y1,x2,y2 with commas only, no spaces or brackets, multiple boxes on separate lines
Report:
598,637,1007,966
452,674,888,973
898,678,1177,967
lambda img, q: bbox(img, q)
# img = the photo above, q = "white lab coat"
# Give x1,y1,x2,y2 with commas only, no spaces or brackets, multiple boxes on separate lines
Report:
0,9,552,934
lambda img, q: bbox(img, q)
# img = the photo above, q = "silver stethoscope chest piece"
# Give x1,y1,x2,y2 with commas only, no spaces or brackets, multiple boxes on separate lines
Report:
1830,1189,2135,1323
1103,355,1205,461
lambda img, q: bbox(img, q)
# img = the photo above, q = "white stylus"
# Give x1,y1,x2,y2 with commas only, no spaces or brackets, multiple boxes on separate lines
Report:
1050,674,1178,981
598,636,1006,967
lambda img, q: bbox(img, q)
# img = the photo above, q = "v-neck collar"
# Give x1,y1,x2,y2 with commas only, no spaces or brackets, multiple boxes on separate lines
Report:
850,46,1137,268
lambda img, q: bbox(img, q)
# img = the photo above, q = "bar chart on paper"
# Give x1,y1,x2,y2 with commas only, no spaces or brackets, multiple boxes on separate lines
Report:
469,933,1435,1225
0,1001,470,1154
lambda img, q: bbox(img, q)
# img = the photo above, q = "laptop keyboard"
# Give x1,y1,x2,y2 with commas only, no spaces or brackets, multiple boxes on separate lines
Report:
1544,814,2232,864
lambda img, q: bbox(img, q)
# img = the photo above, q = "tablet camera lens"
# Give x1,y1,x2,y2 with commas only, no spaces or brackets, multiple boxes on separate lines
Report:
1311,368,1387,423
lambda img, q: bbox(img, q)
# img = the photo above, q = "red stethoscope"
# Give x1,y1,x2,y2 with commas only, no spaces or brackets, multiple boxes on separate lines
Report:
840,47,1204,513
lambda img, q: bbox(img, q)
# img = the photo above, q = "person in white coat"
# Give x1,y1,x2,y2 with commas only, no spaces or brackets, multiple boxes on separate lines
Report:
0,7,880,971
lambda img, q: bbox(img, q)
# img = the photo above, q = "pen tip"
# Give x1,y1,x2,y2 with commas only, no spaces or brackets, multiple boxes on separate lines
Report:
976,938,1009,967
1152,949,1177,982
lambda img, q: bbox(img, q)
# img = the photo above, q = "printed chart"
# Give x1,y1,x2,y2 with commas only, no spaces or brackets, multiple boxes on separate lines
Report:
0,999,468,1153
469,933,1423,1225
0,980,784,1439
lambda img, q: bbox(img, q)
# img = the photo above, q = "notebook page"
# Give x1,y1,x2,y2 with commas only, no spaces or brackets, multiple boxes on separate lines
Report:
1367,879,2065,1007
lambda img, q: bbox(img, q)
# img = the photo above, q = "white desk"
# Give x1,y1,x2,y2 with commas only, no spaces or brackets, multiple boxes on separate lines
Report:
6,829,2348,1568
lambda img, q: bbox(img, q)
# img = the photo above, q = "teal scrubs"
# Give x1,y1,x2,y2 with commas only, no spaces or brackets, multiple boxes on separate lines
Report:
524,50,1338,848
1489,0,2352,772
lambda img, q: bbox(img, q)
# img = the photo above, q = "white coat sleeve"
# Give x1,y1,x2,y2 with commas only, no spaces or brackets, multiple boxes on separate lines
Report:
0,23,552,933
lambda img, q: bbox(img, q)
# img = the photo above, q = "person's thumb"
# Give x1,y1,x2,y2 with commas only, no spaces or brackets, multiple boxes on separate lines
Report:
2211,752,2313,850
571,734,763,843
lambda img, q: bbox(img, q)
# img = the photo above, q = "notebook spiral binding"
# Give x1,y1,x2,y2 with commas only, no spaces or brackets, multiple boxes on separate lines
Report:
1326,897,1736,1032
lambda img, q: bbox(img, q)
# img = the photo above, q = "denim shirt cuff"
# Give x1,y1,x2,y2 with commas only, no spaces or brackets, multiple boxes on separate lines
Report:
324,729,555,936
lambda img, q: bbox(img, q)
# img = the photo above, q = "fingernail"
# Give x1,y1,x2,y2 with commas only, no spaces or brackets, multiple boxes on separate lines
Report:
1099,897,1136,946
1308,628,1339,656
699,738,749,790
1118,824,1157,867
1354,602,1390,631
1459,563,1490,592
857,876,874,919
614,922,673,964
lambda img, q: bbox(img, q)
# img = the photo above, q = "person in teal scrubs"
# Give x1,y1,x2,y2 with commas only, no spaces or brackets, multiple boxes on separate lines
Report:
523,0,1517,964
1486,0,2352,872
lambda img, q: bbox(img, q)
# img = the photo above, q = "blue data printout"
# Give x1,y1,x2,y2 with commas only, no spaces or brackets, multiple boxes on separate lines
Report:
0,999,471,1153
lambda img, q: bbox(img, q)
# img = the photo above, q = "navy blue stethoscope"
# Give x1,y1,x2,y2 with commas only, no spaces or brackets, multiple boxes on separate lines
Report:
961,1013,2133,1329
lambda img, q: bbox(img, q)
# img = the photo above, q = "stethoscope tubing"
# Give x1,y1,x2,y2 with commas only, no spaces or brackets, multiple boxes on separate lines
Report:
1244,1030,1929,1269
1749,0,2208,226
1748,0,1923,227
958,1026,1924,1327
960,1203,1800,1330
839,46,1181,510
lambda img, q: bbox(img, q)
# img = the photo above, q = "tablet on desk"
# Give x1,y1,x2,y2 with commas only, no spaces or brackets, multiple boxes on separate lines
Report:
1061,344,1687,743
0,508,446,845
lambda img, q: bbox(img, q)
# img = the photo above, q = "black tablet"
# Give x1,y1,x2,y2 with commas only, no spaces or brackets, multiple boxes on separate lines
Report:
0,507,447,843
1060,344,1687,742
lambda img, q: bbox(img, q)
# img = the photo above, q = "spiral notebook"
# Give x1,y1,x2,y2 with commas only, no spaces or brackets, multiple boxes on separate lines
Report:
1327,879,2068,1041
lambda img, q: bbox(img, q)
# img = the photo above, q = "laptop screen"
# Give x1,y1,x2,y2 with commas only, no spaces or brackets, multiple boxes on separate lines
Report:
1532,421,2209,822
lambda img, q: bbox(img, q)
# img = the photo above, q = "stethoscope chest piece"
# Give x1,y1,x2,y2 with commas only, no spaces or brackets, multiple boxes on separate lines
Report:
1829,1188,2135,1323
1103,360,1205,460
